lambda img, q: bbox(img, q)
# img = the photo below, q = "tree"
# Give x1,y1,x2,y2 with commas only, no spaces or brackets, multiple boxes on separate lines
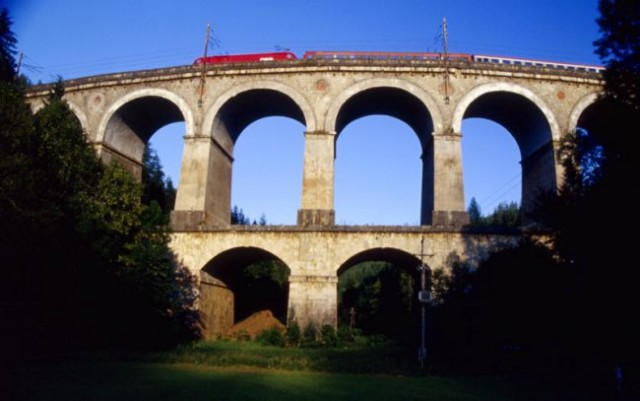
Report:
594,0,640,113
467,197,482,226
532,0,640,374
141,146,176,222
339,262,416,343
0,8,16,81
485,201,520,228
0,9,199,354
231,205,250,225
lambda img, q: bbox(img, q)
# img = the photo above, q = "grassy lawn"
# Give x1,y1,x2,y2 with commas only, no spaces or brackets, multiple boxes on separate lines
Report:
13,360,603,401
8,341,620,401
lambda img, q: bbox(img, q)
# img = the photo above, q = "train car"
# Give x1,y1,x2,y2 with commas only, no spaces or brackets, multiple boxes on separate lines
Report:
472,54,604,73
193,51,297,65
302,50,472,62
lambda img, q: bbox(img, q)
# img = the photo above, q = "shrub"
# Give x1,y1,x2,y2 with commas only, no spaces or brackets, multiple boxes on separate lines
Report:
256,327,285,347
301,323,318,348
286,321,301,347
337,326,356,345
320,325,338,347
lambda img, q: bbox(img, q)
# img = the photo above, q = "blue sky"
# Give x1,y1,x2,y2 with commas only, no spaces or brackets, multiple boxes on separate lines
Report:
7,0,602,225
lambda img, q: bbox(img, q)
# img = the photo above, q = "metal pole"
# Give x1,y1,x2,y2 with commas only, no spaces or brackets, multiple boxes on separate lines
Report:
417,237,431,369
420,265,426,368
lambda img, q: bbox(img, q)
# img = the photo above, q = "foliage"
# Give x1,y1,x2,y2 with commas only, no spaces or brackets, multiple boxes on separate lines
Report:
320,325,338,347
286,321,302,347
467,199,520,228
231,205,250,224
256,327,286,347
0,11,199,355
0,8,16,81
594,0,640,113
142,146,176,222
301,323,318,347
339,262,416,344
233,259,289,323
467,197,482,225
527,0,640,372
431,240,564,373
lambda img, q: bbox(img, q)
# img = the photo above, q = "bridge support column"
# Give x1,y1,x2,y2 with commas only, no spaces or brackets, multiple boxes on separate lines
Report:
298,130,336,226
287,275,338,329
422,131,469,226
171,135,232,229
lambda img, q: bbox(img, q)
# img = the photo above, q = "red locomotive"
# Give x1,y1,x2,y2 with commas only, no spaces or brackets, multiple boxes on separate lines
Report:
193,51,297,65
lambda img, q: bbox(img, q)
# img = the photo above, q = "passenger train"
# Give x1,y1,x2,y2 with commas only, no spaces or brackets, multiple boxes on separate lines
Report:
193,50,603,73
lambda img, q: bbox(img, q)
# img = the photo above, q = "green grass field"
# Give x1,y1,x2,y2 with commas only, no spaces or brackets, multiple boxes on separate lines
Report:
9,341,617,401
13,361,603,401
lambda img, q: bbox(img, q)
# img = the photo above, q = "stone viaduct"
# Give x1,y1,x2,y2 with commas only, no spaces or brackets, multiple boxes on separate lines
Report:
26,56,604,337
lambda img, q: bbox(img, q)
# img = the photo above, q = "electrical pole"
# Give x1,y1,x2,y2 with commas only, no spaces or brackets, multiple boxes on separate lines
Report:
16,52,23,76
416,237,433,369
198,23,211,108
442,17,451,104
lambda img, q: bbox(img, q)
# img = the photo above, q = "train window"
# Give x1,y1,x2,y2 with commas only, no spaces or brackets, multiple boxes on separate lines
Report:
525,62,533,66
514,61,522,65
491,58,499,63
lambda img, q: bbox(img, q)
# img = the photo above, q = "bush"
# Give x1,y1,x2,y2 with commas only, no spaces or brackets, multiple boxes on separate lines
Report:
320,325,338,347
256,328,285,347
286,321,301,347
301,323,318,348
337,326,356,345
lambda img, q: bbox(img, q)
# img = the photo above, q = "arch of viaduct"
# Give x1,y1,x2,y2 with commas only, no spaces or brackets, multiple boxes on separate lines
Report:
27,59,604,334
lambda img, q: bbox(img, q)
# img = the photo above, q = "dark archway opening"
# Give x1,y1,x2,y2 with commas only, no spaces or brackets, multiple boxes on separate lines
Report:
200,247,290,338
337,248,424,345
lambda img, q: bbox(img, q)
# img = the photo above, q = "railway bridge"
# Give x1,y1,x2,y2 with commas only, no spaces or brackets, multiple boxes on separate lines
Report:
26,56,604,335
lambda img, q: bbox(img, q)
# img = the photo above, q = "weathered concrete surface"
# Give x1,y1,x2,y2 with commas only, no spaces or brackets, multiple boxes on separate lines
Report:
26,59,603,230
170,226,519,334
25,59,603,335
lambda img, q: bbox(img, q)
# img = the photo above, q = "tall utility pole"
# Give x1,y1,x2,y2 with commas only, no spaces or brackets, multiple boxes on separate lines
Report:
441,17,451,104
198,23,211,108
416,237,433,369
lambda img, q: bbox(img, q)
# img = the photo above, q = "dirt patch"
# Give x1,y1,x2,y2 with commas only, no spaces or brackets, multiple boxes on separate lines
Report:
226,310,285,339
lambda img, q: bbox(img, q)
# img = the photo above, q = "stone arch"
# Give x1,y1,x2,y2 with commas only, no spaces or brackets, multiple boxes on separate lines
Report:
453,82,560,144
336,247,424,339
203,81,316,154
452,82,560,220
337,247,423,276
325,77,443,140
326,78,443,225
569,92,600,132
199,246,292,339
96,88,194,175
